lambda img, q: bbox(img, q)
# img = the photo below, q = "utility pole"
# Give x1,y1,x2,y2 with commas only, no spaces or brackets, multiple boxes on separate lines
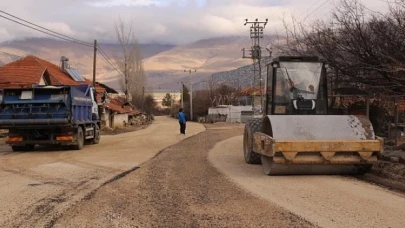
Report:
142,86,145,111
184,69,196,121
242,18,269,114
177,81,184,108
92,40,97,88
124,61,128,102
170,90,173,116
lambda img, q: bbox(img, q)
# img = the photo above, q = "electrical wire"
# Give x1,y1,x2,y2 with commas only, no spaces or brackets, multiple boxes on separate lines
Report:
297,0,325,21
0,14,93,47
302,0,333,22
0,10,93,46
0,9,129,81
97,45,125,78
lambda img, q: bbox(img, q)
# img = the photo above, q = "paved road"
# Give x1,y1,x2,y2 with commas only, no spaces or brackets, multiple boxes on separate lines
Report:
0,116,205,228
53,124,311,228
209,136,405,228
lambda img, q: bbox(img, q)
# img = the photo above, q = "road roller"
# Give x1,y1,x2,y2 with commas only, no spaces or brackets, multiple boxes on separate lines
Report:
243,56,383,175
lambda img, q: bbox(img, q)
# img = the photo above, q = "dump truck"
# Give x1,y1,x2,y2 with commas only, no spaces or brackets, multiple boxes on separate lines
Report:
0,85,101,151
243,56,383,175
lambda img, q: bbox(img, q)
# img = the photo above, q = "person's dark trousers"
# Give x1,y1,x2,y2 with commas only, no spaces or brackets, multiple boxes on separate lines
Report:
179,122,186,134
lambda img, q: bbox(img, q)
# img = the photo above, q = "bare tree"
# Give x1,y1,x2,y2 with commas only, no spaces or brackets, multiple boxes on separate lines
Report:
274,0,405,95
114,17,147,107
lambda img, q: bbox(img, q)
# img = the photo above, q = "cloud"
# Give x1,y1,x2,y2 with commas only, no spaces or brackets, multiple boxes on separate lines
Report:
0,0,390,45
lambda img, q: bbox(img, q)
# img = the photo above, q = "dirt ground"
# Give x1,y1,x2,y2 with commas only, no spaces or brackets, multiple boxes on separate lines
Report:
0,117,205,228
101,122,152,135
53,124,312,228
2,120,405,227
209,136,405,228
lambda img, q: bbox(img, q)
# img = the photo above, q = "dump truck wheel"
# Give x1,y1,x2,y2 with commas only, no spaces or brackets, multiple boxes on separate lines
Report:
92,125,100,144
73,127,84,150
243,118,263,164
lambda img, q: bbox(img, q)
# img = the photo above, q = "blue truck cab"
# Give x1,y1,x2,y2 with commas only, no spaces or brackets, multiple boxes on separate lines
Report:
0,85,101,151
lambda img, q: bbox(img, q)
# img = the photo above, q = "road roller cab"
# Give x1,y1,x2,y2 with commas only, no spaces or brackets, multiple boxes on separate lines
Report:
265,56,328,116
243,56,384,175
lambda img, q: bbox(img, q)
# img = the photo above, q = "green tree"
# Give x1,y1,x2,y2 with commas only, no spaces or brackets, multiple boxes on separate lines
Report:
162,93,173,107
143,94,157,116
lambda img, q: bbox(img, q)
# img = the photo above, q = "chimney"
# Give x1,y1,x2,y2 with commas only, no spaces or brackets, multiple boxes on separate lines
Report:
60,56,69,70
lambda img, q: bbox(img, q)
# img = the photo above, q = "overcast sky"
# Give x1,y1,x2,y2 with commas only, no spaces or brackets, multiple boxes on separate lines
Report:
0,0,390,45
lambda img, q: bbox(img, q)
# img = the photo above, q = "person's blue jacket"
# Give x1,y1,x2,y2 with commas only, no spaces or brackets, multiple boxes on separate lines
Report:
178,112,187,123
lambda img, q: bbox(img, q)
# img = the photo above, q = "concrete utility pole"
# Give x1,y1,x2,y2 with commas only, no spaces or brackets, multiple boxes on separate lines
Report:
177,81,184,108
242,18,269,114
184,69,196,121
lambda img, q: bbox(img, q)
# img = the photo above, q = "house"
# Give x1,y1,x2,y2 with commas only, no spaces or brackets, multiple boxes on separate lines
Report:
100,94,142,128
238,86,265,107
0,55,91,88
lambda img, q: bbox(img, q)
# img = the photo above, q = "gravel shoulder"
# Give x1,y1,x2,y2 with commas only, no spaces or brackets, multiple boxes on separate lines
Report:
53,124,312,228
208,136,405,228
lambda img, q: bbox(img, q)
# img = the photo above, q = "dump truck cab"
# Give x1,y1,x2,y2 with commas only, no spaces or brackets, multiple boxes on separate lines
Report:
243,55,383,175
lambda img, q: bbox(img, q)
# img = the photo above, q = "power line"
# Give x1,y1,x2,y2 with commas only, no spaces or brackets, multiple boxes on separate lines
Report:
0,14,93,47
0,9,142,88
297,0,325,20
302,0,333,22
0,10,93,47
97,45,125,78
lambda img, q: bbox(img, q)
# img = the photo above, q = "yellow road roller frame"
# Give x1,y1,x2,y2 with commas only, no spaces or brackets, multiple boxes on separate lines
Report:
253,132,383,165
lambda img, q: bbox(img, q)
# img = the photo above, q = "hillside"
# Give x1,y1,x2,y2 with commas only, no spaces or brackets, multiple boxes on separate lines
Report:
193,57,273,91
0,38,175,87
0,36,276,92
143,36,274,90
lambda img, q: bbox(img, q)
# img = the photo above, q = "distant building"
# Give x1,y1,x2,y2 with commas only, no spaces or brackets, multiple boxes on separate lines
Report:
152,90,181,108
238,86,265,107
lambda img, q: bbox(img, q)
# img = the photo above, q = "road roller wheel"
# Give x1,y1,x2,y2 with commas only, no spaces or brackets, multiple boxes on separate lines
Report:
261,154,373,176
243,118,263,164
353,164,373,175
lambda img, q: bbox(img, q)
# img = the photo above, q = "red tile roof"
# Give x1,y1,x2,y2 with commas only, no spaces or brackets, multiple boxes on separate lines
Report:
239,86,265,96
103,95,141,115
0,55,91,88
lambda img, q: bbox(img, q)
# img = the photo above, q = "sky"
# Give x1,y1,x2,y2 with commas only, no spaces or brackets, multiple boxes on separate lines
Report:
0,0,391,45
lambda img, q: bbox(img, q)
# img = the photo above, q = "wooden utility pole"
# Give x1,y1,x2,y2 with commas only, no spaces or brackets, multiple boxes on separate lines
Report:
92,39,97,88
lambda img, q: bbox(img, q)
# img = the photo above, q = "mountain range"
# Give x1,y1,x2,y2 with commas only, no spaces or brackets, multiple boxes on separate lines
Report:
0,36,275,92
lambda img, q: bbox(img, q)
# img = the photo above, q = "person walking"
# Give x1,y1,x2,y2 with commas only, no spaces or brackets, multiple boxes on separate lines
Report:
178,108,187,134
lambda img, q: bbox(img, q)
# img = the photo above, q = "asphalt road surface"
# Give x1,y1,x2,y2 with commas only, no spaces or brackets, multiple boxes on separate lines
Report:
0,116,205,228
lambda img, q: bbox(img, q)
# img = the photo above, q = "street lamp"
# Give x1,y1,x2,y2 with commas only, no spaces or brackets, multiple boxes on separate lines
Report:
184,69,196,121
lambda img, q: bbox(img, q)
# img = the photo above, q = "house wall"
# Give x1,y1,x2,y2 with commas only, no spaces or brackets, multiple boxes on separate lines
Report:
228,106,253,123
208,106,253,123
39,76,46,85
113,114,129,128
101,109,111,128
